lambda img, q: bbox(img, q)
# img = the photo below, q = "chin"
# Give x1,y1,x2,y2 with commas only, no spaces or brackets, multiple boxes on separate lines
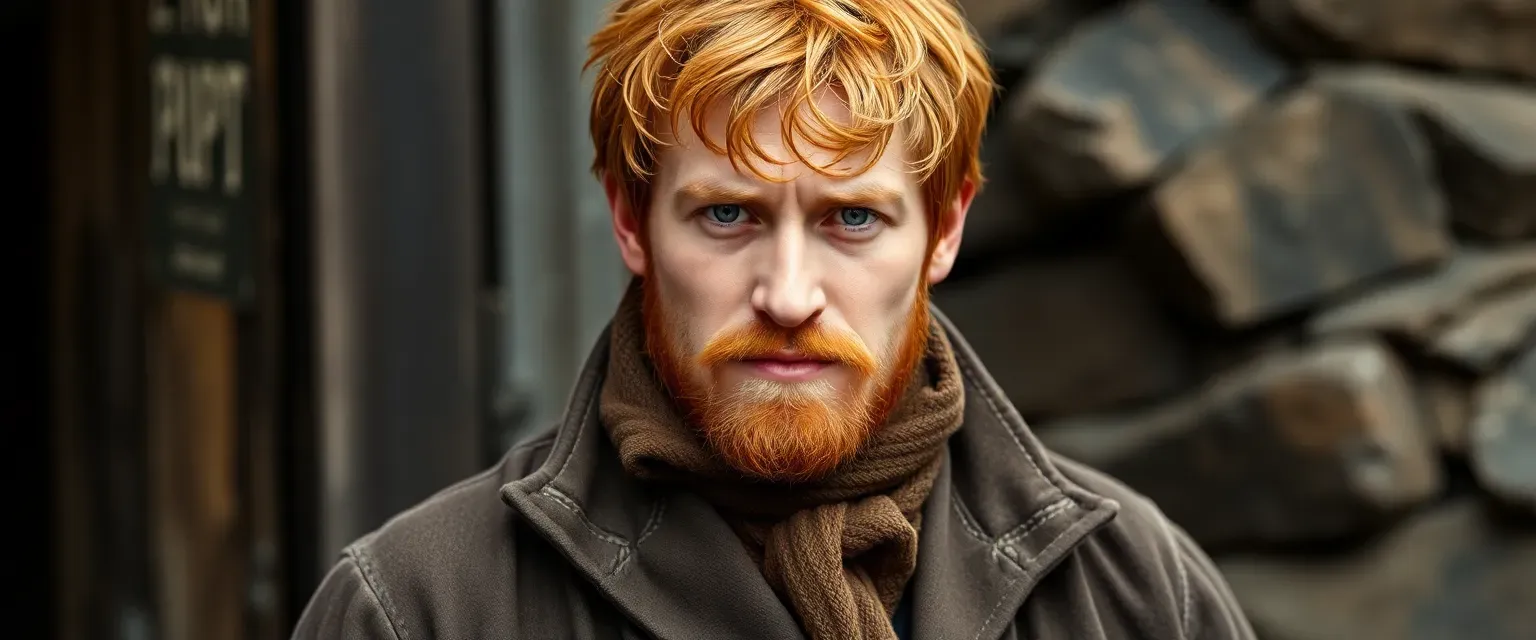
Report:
728,378,840,403
697,379,876,483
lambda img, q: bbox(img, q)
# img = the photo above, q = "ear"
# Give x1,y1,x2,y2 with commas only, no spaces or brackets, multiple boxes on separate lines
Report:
925,177,975,284
604,173,648,277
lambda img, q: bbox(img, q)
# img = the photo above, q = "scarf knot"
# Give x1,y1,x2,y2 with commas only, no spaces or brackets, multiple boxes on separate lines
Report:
760,495,921,639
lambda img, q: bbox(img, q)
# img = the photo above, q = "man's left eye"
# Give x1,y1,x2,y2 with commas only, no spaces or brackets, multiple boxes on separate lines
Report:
838,208,876,227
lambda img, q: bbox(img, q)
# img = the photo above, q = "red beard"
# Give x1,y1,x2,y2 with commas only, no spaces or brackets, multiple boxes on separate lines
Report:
642,276,931,482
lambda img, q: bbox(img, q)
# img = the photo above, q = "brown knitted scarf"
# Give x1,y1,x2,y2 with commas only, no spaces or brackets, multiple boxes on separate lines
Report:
599,284,965,639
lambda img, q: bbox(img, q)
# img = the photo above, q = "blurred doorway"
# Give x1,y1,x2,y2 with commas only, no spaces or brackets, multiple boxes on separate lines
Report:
50,0,291,638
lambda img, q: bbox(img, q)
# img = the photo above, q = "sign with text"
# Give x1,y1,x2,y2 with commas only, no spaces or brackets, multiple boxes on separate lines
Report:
147,0,256,303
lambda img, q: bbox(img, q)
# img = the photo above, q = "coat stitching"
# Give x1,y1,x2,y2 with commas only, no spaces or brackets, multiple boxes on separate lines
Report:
971,574,1022,640
636,499,668,546
954,354,1068,502
950,485,992,544
350,548,409,640
949,336,1114,639
1153,508,1193,638
1024,519,1091,575
995,499,1073,550
1179,550,1192,639
539,485,632,549
546,366,601,488
536,364,671,575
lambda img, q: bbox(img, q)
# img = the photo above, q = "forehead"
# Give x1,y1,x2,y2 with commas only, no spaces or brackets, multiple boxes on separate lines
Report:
652,89,915,191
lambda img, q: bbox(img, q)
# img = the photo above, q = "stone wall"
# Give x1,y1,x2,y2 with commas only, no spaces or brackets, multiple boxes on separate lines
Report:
942,1,1536,638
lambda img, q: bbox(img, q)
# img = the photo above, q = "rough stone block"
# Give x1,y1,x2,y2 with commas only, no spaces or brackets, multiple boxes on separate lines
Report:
1253,0,1536,81
1430,286,1536,374
1038,339,1442,549
933,252,1194,419
1312,247,1536,372
963,0,1117,87
1470,346,1536,515
1414,367,1475,455
1220,499,1536,640
1005,0,1288,203
1137,84,1451,327
1316,66,1536,241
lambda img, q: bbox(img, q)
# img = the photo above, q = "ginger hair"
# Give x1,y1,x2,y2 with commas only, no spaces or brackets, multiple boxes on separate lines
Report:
585,0,996,228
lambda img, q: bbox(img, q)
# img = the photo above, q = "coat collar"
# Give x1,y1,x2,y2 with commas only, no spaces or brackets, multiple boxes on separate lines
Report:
501,307,1120,640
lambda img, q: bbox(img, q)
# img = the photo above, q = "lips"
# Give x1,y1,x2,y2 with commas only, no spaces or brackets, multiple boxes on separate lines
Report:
742,355,836,381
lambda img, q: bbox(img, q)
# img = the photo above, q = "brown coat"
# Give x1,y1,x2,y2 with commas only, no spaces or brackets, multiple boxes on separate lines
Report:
292,311,1256,639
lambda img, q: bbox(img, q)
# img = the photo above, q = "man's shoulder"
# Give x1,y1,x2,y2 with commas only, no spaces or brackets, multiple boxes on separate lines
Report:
351,427,557,568
1043,451,1255,639
297,431,566,637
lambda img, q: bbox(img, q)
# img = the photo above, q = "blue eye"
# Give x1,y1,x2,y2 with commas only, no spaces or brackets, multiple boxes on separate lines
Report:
839,207,875,227
705,204,745,224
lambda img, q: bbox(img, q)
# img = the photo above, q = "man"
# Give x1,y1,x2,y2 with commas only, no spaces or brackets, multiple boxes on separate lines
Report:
294,0,1255,638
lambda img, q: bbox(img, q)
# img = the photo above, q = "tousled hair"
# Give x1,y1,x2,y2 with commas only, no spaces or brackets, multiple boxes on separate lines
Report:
585,0,996,227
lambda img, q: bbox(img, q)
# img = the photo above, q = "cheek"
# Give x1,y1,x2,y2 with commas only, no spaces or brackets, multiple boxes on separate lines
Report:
881,280,923,354
839,254,925,361
650,233,751,353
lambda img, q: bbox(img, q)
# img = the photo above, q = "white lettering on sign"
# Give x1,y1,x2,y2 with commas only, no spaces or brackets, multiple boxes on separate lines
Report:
170,243,227,283
149,0,250,36
150,57,250,195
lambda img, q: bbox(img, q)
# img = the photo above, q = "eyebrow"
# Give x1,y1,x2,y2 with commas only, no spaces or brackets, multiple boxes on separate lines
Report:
674,180,907,209
677,180,759,206
821,184,906,207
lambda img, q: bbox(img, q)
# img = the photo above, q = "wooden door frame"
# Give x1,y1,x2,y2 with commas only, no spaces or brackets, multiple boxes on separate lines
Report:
50,0,290,638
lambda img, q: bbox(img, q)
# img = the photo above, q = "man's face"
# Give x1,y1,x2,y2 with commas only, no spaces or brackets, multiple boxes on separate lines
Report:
607,91,968,482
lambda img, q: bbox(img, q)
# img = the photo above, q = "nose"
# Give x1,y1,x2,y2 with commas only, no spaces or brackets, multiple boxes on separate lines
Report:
751,226,826,328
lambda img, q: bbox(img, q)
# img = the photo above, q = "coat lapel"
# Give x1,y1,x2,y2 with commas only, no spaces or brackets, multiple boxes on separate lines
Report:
909,310,1120,640
501,329,805,640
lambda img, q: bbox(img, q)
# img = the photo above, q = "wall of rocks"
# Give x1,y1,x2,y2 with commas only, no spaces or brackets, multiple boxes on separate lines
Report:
941,1,1536,638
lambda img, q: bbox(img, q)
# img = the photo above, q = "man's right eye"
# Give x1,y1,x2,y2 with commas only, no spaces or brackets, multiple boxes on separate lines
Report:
704,204,746,225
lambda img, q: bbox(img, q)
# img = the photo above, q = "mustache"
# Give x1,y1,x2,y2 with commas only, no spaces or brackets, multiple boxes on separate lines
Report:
696,320,878,378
